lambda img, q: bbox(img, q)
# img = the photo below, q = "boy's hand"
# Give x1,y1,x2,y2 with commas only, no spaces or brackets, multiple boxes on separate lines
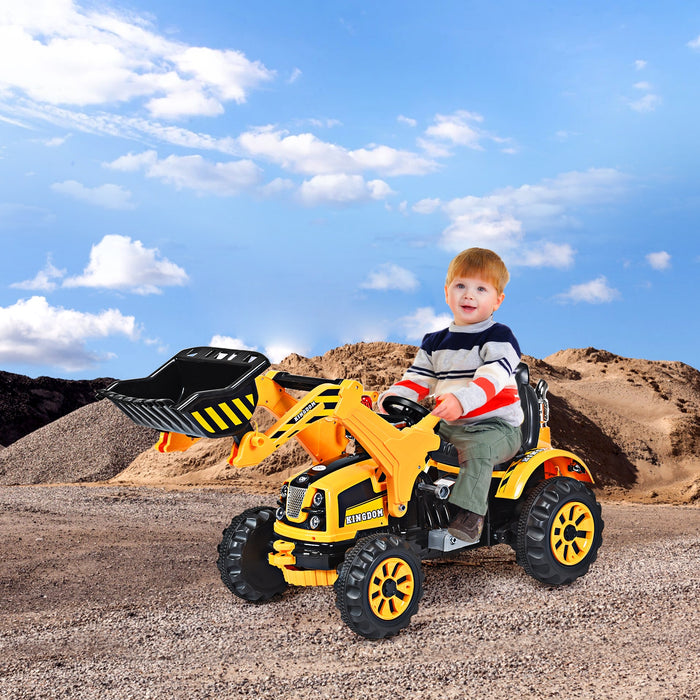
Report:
431,393,463,421
376,392,397,414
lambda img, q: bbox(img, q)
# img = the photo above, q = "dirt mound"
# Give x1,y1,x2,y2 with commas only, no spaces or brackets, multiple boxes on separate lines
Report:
541,347,700,502
0,369,113,447
0,400,158,485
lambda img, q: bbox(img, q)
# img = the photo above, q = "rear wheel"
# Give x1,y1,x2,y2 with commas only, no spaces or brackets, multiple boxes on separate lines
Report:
217,506,287,601
334,533,423,639
516,477,603,586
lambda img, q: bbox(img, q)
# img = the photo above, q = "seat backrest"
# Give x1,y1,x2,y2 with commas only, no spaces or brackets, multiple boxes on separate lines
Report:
515,362,540,454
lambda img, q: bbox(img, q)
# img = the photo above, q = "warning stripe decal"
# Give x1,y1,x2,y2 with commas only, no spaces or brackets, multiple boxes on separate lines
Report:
190,393,256,434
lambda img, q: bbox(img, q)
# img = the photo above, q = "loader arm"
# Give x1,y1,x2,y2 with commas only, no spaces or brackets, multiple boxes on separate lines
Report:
229,373,353,467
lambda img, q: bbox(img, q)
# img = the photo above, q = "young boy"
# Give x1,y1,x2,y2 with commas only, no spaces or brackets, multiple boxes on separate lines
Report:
379,248,524,544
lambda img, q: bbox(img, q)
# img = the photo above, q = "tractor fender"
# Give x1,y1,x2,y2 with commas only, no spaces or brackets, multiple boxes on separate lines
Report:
495,448,593,501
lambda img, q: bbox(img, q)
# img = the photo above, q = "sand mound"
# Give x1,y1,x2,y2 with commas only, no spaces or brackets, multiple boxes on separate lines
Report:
540,348,700,502
0,400,158,485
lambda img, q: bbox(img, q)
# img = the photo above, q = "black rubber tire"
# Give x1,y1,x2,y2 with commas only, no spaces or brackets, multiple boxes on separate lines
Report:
217,506,287,602
334,533,424,639
516,477,604,586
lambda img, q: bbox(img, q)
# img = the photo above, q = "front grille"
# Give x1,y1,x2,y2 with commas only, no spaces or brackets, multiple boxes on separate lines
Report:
286,486,307,519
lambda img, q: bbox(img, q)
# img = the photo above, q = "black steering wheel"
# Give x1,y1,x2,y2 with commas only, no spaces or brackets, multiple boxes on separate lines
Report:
381,395,430,425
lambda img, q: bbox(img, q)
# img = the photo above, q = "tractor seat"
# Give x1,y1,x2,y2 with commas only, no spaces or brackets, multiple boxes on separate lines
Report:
428,362,540,469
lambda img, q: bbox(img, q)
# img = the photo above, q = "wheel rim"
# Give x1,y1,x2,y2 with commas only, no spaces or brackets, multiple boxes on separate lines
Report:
367,557,415,620
550,501,596,566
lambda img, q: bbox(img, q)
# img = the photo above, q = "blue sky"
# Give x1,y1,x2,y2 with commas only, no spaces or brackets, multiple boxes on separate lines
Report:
0,1,698,380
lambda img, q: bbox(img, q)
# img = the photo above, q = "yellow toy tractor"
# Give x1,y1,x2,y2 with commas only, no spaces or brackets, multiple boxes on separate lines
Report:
101,346,604,639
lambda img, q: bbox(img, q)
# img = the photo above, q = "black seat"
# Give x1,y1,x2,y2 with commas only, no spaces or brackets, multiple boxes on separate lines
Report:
429,362,540,468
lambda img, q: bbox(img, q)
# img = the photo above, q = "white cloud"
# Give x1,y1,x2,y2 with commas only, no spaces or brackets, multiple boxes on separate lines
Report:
366,179,395,199
425,110,485,149
634,59,648,69
210,335,305,363
0,295,139,371
558,276,620,304
646,251,671,270
307,118,342,128
687,36,700,50
210,335,258,352
263,342,308,363
628,93,661,112
400,307,452,340
259,177,295,197
1,100,241,155
298,173,394,206
38,134,69,147
412,198,442,214
441,206,524,253
419,109,513,156
360,264,419,292
439,168,628,266
64,234,188,294
106,150,260,195
51,180,135,209
11,257,66,291
237,126,436,176
0,2,274,120
518,242,576,269
633,81,652,91
398,115,417,127
288,67,302,84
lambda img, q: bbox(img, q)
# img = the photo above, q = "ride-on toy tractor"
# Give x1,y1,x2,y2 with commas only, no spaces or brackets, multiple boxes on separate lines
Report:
101,346,604,639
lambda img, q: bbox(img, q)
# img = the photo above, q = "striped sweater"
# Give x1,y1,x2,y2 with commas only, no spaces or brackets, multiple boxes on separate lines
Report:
383,318,524,427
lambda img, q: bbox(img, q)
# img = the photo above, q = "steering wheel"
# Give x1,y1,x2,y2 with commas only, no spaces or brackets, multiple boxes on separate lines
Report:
381,395,430,425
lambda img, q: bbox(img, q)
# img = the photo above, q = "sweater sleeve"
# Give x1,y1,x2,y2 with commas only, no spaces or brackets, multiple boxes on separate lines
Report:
378,337,438,406
451,329,521,416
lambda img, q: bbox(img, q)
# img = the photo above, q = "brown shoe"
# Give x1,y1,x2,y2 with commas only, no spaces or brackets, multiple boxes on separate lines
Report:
447,509,484,544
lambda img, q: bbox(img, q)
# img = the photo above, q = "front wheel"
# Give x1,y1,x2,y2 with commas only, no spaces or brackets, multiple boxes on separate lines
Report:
334,533,423,639
516,477,604,586
217,506,287,602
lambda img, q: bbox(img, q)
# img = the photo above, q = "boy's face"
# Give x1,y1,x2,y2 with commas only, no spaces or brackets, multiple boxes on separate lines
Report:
444,274,505,326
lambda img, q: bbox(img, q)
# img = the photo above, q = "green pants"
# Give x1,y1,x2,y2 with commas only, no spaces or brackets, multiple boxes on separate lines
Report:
437,418,522,516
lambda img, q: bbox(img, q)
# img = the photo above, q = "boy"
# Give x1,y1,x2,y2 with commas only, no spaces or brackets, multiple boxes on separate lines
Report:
379,248,524,544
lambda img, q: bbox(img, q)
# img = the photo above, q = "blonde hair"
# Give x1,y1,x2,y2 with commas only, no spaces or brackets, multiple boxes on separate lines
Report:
446,248,510,295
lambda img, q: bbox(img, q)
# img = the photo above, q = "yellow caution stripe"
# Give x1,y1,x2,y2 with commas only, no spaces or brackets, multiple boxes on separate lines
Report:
190,393,256,434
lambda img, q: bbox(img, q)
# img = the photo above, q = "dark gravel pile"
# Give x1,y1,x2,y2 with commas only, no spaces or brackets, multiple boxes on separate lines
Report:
0,400,158,484
0,369,112,446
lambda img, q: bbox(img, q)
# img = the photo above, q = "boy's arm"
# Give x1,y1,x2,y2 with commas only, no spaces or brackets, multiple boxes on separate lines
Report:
448,331,521,418
377,346,437,410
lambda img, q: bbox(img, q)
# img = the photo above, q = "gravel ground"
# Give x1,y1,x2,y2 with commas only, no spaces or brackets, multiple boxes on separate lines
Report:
1,486,699,700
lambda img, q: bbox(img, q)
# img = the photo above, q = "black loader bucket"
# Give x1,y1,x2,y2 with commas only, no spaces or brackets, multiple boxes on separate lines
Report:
98,347,270,439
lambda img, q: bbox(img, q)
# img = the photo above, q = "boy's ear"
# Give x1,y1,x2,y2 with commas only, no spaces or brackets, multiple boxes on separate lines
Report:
493,292,505,312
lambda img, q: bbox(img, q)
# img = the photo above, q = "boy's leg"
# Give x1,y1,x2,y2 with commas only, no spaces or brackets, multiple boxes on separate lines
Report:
438,420,522,516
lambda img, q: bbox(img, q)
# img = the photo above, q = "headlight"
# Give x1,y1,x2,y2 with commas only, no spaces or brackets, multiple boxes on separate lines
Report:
309,515,321,530
275,507,285,521
312,490,324,507
281,484,288,498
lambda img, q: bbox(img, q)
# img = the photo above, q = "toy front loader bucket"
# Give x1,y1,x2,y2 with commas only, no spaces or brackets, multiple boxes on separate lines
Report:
98,347,270,439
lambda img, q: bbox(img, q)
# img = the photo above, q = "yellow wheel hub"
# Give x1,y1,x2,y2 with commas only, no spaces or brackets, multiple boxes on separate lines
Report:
368,557,415,620
550,501,595,565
